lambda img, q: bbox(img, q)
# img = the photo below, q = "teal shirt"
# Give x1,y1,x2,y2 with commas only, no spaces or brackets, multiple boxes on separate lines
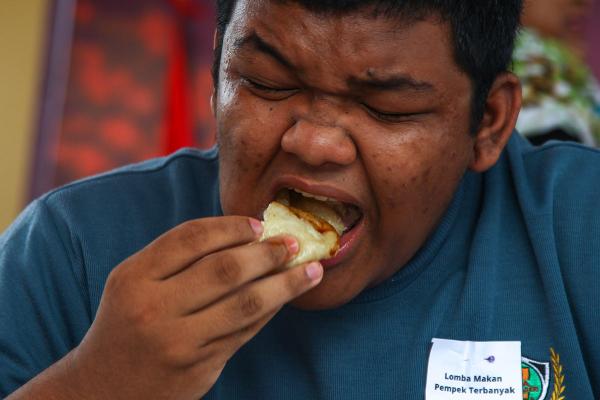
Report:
1,134,599,398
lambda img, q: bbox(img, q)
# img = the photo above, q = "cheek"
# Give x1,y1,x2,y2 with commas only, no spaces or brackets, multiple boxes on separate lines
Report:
217,89,288,212
372,137,469,217
366,92,470,213
218,104,255,181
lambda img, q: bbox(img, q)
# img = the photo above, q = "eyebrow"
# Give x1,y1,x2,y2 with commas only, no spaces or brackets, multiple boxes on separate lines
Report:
234,31,295,70
348,72,435,93
234,32,435,94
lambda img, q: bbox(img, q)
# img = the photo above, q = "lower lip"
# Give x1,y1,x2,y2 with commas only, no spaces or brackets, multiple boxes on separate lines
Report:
321,216,365,269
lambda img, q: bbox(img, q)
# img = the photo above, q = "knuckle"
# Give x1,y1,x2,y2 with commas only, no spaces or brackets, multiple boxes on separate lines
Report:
120,285,165,327
177,220,209,251
104,267,137,308
213,253,242,285
104,266,129,296
264,242,287,266
230,217,252,238
128,298,160,327
237,289,264,318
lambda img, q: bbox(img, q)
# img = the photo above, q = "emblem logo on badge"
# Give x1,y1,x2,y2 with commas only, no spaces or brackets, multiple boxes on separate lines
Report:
521,357,549,399
521,348,566,400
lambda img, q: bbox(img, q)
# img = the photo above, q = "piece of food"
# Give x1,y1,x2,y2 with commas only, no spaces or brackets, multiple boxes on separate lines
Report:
261,201,340,268
260,187,363,268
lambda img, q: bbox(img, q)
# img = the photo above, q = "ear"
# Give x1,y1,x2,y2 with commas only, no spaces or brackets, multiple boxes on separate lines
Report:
469,72,522,172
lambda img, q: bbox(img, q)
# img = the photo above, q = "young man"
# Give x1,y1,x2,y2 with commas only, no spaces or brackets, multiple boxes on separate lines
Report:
1,0,599,398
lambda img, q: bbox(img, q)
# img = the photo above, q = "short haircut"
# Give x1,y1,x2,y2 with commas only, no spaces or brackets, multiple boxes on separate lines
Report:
212,0,523,134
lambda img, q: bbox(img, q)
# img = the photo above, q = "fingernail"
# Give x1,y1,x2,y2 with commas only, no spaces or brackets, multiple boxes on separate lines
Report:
305,262,323,282
283,236,299,255
249,218,263,236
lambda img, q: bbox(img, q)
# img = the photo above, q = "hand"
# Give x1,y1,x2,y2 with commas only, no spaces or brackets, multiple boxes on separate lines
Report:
62,217,322,399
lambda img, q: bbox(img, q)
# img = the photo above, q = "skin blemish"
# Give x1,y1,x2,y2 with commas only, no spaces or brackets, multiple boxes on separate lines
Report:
422,167,432,181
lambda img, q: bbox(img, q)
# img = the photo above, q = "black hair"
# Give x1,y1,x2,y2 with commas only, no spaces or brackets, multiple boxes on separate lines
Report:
212,0,523,134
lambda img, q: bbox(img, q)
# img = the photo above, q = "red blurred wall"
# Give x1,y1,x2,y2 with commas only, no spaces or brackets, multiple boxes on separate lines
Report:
31,0,216,199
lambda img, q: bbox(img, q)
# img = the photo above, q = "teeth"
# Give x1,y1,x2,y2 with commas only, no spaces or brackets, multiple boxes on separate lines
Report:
291,188,339,203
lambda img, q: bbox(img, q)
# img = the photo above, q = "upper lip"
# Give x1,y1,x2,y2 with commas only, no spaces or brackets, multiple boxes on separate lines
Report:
265,175,364,213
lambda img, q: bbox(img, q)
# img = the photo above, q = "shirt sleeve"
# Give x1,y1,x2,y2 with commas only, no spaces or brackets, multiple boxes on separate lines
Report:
0,199,92,397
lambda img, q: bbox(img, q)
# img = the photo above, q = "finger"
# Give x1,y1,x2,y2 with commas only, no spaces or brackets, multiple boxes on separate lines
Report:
199,309,278,365
186,261,323,344
133,216,264,279
165,236,299,314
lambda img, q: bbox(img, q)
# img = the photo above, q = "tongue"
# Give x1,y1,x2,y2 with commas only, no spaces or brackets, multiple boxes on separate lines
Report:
339,205,362,233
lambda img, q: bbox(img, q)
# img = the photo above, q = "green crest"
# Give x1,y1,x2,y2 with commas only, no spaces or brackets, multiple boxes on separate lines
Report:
522,357,550,400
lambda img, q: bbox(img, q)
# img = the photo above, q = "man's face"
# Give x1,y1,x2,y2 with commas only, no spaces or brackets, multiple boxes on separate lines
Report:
215,0,476,309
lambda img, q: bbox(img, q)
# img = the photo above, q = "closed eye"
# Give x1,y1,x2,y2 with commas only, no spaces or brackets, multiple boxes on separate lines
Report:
362,103,427,123
242,77,299,100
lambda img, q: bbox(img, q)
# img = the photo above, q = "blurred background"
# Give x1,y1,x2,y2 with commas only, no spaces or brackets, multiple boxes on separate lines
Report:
1,0,216,231
0,0,599,231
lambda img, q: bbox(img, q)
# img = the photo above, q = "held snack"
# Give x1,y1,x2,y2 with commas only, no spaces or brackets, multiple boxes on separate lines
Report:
260,188,363,268
261,201,340,268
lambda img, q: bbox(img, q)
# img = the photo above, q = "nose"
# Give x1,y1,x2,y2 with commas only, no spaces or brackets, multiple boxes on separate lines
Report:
281,95,357,167
281,118,357,166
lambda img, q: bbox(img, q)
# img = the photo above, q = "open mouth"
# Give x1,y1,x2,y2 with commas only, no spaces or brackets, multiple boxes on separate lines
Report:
260,187,364,268
274,187,363,236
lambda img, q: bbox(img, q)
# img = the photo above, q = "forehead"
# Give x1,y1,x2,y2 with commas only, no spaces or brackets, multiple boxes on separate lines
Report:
224,0,462,92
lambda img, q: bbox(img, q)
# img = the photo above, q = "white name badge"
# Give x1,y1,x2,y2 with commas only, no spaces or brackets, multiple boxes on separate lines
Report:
425,338,522,400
